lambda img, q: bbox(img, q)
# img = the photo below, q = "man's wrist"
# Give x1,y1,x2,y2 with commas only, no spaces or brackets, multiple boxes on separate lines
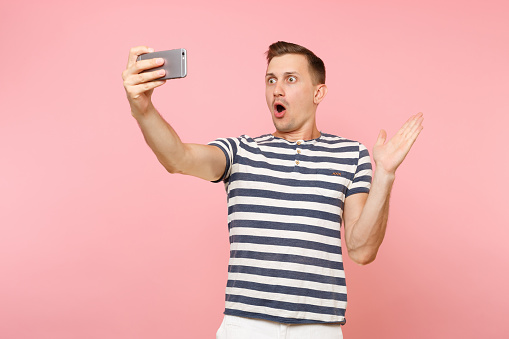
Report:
373,167,396,184
131,102,157,121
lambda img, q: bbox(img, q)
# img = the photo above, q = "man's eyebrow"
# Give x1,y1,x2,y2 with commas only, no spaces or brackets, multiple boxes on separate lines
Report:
265,71,300,77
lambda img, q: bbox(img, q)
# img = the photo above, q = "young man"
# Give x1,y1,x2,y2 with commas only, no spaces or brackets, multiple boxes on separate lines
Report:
122,41,424,339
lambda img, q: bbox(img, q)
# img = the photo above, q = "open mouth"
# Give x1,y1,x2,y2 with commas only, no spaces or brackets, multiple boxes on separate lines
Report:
274,103,287,117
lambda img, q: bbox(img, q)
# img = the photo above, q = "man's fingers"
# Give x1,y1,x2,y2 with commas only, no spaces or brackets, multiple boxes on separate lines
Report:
402,116,424,148
397,116,414,136
124,70,166,100
407,112,424,130
134,58,165,74
403,125,423,151
124,68,166,87
400,112,424,138
123,57,164,80
403,114,424,139
126,46,154,68
409,123,424,142
123,45,167,100
128,80,166,99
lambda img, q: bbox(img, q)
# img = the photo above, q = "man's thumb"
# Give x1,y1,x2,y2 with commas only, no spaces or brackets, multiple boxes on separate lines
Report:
376,129,387,146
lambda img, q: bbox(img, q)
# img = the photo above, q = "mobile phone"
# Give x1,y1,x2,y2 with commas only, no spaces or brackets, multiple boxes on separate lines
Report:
136,48,187,80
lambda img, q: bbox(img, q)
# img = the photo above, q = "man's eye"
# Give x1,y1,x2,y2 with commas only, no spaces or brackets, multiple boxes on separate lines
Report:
268,78,276,84
288,76,296,82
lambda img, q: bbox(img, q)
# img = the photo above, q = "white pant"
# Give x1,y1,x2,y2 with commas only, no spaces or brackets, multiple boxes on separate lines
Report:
216,315,343,339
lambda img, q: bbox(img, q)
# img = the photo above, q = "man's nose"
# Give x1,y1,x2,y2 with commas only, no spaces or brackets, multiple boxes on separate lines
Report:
274,83,284,96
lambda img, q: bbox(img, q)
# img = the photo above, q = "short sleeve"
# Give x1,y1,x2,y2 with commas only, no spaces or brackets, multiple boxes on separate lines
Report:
346,143,373,197
207,137,239,183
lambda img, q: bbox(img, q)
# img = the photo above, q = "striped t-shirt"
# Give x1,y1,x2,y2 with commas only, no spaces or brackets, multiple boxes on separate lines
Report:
209,133,372,324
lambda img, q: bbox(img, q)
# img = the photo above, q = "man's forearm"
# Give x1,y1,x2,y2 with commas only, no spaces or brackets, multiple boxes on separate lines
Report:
123,46,226,180
133,104,187,174
346,169,395,265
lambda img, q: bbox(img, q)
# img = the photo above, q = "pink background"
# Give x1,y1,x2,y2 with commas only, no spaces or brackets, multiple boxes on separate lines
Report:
1,0,508,338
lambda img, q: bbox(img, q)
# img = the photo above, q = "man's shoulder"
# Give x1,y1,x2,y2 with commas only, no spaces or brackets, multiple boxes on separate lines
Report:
208,134,272,150
242,134,274,143
318,132,363,148
216,134,272,143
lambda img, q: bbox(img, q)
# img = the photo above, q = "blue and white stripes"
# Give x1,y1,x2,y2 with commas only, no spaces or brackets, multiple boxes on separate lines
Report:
209,133,372,324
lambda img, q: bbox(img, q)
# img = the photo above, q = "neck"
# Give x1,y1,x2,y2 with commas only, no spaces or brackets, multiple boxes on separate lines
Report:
273,126,321,142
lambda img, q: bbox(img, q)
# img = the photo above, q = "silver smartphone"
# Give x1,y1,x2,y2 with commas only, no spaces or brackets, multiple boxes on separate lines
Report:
136,48,187,80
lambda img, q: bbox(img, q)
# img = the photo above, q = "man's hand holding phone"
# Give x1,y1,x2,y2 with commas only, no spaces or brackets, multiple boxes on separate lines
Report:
122,46,167,118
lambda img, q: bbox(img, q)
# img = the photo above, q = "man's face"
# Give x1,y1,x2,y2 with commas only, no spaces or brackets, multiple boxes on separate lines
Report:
265,54,319,136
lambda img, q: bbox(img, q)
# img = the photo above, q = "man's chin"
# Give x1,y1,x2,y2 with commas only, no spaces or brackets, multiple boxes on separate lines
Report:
272,120,293,133
273,126,300,139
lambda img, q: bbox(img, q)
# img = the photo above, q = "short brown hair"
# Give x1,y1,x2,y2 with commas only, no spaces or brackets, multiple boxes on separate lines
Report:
266,41,326,85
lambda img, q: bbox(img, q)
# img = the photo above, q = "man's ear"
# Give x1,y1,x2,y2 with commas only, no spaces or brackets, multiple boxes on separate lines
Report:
314,84,328,104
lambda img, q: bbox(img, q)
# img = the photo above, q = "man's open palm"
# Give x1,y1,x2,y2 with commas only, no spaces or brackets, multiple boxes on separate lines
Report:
373,112,424,174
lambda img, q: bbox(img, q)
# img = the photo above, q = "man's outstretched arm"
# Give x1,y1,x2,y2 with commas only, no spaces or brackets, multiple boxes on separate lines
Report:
122,46,226,181
343,112,424,265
